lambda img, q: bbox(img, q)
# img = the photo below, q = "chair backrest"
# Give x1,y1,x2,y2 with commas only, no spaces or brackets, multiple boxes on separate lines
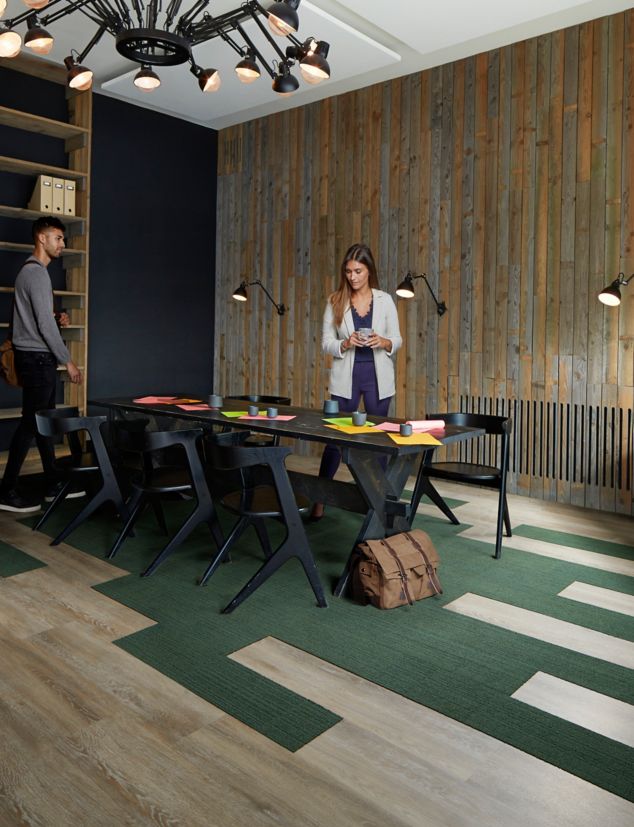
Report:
428,412,512,468
207,443,292,472
35,409,113,472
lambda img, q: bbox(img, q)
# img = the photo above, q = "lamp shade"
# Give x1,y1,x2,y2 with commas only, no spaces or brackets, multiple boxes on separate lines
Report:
134,65,161,91
0,28,22,57
598,279,622,306
235,53,260,83
24,23,54,55
64,56,93,89
272,69,299,95
198,67,220,92
395,277,415,298
232,283,248,302
267,0,299,36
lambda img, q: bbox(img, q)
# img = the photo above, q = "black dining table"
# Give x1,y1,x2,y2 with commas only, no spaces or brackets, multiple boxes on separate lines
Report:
90,396,484,595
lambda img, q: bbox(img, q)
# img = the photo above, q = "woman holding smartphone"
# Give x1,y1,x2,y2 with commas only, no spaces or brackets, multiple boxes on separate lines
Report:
311,243,402,520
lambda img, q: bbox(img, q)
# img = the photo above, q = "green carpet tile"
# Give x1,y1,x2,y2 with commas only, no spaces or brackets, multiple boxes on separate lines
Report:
514,523,634,559
0,540,46,577
28,500,634,801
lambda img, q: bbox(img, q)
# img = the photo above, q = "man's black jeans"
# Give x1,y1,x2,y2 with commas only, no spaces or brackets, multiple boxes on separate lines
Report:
1,349,57,492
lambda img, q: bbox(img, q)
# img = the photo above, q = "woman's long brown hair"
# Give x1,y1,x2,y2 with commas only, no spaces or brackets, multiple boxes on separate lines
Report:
330,243,380,327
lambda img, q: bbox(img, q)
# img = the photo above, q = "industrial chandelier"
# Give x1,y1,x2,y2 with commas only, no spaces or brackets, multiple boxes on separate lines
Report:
0,0,331,94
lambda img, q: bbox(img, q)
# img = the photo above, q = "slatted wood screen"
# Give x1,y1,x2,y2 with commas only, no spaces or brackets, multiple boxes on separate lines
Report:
215,10,634,515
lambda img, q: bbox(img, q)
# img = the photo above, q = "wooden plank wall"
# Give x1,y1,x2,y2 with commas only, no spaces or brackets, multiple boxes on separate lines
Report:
215,11,634,514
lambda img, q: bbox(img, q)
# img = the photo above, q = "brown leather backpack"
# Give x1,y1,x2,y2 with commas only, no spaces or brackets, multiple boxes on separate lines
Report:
351,529,442,609
0,339,20,387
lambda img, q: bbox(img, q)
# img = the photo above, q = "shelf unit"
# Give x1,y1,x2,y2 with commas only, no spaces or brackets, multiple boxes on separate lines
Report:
0,56,91,420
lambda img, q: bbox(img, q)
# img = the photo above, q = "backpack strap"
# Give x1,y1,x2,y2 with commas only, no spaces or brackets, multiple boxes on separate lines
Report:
380,537,414,606
405,532,443,595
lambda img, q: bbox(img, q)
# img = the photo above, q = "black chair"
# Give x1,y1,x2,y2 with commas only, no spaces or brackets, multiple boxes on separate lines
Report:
107,427,225,577
414,412,512,559
199,443,327,613
33,410,129,546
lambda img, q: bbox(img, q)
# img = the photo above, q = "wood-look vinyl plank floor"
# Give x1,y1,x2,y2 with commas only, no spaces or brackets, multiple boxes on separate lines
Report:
0,467,632,825
231,637,634,827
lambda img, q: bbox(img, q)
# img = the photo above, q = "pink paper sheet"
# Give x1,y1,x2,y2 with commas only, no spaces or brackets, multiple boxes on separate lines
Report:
375,419,446,432
176,404,212,411
238,415,296,421
133,396,177,404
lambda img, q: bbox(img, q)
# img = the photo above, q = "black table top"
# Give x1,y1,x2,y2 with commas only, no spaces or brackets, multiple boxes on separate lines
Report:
90,396,484,457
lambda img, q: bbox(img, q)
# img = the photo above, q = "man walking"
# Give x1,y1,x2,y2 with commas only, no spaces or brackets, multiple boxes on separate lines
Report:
0,216,83,512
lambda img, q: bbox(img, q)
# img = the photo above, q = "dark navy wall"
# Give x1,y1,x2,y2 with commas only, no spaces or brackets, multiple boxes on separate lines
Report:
89,94,217,399
0,65,217,446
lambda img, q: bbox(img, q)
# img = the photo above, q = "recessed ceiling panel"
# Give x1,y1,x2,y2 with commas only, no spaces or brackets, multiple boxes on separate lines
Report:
100,2,400,127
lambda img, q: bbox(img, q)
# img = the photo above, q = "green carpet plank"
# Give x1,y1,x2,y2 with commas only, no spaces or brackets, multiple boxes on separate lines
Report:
0,540,46,578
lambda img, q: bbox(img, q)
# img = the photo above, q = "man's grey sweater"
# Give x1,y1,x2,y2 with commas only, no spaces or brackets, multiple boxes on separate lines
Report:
12,255,71,365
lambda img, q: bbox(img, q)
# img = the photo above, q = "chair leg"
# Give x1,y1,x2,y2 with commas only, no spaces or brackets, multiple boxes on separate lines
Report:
107,490,145,559
141,505,205,577
253,517,273,558
32,479,72,532
198,516,251,586
222,534,327,614
503,496,512,537
50,489,108,546
151,499,169,535
424,479,460,525
206,511,224,550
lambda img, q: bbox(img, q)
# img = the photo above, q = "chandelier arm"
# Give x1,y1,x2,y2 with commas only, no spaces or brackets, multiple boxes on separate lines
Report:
72,20,108,61
164,0,184,31
7,0,81,28
176,0,210,31
235,22,274,77
82,0,123,32
246,3,290,64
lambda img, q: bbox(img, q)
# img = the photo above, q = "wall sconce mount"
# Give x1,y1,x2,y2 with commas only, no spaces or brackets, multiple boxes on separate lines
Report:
396,271,447,316
232,279,285,315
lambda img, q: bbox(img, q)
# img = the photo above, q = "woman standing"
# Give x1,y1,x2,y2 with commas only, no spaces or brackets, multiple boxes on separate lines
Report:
311,243,402,519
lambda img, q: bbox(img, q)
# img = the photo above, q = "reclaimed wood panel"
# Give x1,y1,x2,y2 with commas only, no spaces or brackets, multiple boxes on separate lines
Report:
214,10,634,514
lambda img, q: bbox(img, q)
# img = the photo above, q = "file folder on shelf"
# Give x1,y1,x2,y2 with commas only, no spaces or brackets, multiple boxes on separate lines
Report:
28,175,53,212
63,179,76,216
52,178,65,213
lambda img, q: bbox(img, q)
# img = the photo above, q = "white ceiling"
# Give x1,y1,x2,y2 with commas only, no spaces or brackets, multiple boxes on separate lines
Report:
2,0,631,130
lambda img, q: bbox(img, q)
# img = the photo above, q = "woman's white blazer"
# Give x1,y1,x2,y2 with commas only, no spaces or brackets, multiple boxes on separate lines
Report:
321,288,402,400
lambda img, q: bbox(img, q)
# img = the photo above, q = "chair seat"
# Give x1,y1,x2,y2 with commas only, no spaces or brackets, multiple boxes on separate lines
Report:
56,452,99,473
131,466,192,494
427,461,501,483
221,485,310,518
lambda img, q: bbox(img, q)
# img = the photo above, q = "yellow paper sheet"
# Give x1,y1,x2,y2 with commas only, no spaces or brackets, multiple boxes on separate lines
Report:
387,432,442,446
324,424,379,435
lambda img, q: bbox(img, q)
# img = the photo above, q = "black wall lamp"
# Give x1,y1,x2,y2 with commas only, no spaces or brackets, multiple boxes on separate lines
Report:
598,273,633,307
396,272,447,317
232,280,286,315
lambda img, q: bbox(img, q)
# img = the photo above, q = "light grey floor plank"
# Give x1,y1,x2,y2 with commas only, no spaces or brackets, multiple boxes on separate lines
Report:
443,592,634,668
558,581,634,616
512,671,634,748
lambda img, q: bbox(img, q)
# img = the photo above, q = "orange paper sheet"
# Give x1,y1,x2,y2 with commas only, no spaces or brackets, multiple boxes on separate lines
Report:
324,424,379,435
387,432,442,446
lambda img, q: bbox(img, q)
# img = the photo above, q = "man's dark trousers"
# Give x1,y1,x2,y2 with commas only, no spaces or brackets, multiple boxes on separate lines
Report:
1,349,57,492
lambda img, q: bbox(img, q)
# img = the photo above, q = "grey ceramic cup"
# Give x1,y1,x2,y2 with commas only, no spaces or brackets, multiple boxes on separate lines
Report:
266,407,278,418
400,422,413,437
352,411,367,426
208,394,223,408
323,399,339,415
247,404,259,416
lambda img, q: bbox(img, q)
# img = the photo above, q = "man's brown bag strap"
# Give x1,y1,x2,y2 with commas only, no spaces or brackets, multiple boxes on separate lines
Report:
405,532,443,595
379,538,415,606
